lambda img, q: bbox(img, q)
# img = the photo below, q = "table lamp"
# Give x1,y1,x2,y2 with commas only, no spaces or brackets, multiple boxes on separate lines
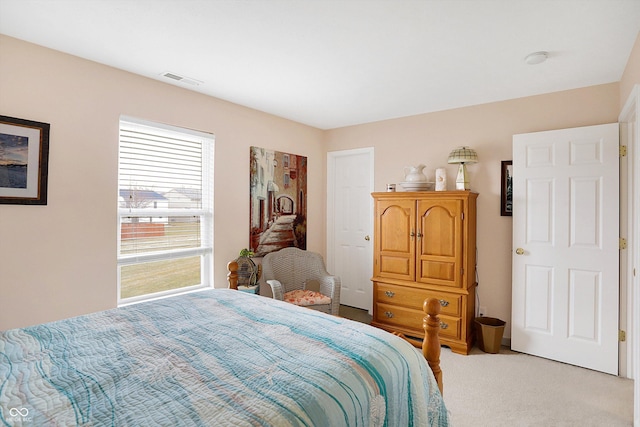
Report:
447,147,478,190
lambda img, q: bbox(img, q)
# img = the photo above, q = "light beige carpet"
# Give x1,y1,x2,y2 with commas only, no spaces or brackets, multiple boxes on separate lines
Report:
439,346,634,426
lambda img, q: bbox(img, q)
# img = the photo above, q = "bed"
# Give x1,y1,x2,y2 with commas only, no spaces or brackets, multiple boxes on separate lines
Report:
1,271,448,426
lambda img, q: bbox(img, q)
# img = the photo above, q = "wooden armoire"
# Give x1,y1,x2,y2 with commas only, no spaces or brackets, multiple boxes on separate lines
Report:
370,191,478,355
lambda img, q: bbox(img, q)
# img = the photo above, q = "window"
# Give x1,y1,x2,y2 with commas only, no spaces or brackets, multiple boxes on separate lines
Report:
117,116,214,305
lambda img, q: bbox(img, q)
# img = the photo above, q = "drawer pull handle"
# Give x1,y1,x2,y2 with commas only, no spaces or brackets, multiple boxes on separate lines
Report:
384,311,394,318
385,291,395,297
438,299,449,307
439,322,448,330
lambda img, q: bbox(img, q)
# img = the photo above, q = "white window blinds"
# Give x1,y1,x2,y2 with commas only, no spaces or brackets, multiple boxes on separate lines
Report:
117,116,214,304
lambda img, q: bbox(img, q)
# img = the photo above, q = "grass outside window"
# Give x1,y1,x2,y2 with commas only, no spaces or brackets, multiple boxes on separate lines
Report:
120,257,201,299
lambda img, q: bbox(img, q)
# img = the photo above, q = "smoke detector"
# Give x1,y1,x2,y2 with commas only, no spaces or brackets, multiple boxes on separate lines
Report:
524,51,548,65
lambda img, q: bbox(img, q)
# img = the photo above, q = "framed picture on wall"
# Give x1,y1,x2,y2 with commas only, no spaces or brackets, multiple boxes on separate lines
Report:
0,115,50,205
501,160,512,216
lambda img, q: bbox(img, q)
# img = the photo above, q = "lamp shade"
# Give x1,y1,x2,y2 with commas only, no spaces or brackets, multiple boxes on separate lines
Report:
447,147,478,190
447,147,478,164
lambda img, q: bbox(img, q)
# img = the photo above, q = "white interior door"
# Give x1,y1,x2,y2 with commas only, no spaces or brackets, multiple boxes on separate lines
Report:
327,148,374,312
512,123,619,375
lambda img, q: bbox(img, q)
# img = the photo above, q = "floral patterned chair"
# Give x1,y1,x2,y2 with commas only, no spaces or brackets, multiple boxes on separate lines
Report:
262,247,341,315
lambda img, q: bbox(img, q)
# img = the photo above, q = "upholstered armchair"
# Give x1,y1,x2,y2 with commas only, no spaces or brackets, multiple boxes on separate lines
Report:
262,247,341,315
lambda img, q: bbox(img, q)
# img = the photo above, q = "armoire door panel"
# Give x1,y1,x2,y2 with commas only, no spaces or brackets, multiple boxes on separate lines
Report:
417,199,462,285
379,202,413,252
419,201,460,256
419,259,456,286
375,199,415,280
379,255,412,277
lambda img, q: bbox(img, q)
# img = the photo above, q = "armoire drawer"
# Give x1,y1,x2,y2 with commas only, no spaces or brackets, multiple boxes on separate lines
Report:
436,314,462,340
421,290,462,317
375,302,462,340
375,283,462,317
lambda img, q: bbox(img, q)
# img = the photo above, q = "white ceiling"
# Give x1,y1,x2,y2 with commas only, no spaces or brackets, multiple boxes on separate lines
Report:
1,0,639,129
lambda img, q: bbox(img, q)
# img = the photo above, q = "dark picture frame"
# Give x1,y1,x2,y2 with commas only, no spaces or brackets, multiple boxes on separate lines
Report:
0,115,50,205
501,160,513,216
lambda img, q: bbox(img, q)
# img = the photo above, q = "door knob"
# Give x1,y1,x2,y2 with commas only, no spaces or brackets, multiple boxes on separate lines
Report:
515,248,525,255
364,235,370,241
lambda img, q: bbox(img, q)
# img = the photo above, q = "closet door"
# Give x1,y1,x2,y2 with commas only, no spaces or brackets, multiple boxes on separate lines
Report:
327,148,374,311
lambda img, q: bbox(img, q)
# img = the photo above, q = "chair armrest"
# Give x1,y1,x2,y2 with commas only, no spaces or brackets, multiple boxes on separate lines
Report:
266,279,285,301
317,276,339,297
318,275,341,314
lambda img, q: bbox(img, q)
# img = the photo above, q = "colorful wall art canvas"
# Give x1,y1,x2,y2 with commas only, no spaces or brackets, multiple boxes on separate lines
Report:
250,146,307,256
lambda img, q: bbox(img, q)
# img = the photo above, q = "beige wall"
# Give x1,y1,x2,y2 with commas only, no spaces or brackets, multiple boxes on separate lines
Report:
325,84,620,339
0,35,325,330
620,31,640,108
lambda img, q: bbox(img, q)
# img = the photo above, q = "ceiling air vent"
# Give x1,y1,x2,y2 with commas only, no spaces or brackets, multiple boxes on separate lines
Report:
160,72,202,86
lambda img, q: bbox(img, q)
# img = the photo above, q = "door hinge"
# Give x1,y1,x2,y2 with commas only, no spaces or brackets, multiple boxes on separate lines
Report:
619,330,626,342
620,238,627,250
620,145,627,157
461,212,464,221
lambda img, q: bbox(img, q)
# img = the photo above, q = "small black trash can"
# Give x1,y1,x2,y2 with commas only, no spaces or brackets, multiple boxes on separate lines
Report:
475,317,506,354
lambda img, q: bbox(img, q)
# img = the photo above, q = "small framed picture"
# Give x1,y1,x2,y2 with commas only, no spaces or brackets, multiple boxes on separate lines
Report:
0,116,50,205
501,160,512,216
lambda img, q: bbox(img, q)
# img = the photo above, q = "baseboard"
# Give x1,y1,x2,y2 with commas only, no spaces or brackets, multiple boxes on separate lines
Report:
501,337,511,348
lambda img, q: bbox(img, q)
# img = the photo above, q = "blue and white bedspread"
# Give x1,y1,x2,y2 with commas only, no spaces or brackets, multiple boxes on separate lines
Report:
1,289,448,426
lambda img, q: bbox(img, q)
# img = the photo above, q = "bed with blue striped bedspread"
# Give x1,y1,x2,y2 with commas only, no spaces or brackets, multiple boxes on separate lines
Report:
0,289,448,426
